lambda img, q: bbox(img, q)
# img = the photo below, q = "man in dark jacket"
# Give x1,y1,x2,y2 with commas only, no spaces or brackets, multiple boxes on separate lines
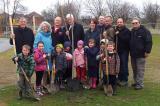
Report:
130,18,152,90
51,16,66,47
10,17,34,54
115,18,131,86
64,14,85,49
103,16,115,42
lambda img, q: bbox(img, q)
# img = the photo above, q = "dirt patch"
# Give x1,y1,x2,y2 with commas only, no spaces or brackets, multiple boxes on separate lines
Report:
0,49,17,88
0,101,7,106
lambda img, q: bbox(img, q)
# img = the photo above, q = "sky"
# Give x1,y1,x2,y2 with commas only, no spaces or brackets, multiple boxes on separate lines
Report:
21,0,160,14
1,0,160,14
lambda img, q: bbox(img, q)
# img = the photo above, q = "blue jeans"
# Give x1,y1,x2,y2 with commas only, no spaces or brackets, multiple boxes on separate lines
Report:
118,51,129,82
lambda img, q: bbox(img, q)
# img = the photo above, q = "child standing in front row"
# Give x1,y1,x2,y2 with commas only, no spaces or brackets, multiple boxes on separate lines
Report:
12,45,37,100
73,40,86,84
34,41,47,96
97,41,120,96
51,44,67,89
85,38,99,89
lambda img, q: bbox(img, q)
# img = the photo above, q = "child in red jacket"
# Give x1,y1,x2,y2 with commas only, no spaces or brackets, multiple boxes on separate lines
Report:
34,41,47,96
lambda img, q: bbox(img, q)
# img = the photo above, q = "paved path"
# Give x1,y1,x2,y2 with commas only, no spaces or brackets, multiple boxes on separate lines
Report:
0,38,13,53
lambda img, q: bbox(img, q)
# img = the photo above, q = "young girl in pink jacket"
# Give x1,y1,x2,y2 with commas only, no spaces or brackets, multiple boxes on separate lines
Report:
73,40,86,83
34,41,47,96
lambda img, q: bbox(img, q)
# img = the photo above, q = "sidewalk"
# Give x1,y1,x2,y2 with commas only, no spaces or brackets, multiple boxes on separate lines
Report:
0,38,13,53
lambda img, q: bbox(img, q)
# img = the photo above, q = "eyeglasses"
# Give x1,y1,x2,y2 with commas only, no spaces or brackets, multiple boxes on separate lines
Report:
132,22,139,25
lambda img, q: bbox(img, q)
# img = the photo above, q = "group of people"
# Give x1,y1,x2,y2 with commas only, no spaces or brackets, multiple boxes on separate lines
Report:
10,14,152,101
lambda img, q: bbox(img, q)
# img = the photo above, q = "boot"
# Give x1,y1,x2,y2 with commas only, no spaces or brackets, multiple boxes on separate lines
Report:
112,85,117,95
92,77,97,89
103,85,107,95
17,90,23,100
89,78,92,88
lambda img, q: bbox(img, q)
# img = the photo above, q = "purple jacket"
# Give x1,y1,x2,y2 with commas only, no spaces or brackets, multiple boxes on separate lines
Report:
34,48,47,71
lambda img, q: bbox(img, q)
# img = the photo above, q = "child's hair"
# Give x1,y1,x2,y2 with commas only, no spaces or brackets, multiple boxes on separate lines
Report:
37,41,44,46
107,41,115,46
22,44,31,51
88,38,95,44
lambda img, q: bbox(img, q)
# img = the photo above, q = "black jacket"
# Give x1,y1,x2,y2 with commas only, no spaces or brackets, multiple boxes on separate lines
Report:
84,28,100,47
10,26,34,54
51,26,66,47
116,26,131,52
64,23,85,48
130,25,152,58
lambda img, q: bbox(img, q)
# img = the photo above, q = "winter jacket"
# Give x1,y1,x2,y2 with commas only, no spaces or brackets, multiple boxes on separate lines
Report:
97,50,120,75
116,26,131,53
34,48,47,71
51,26,66,47
73,48,85,67
10,26,34,54
51,51,67,71
104,25,115,41
64,23,85,48
84,28,100,47
33,31,53,54
130,25,152,58
16,53,35,77
85,47,99,68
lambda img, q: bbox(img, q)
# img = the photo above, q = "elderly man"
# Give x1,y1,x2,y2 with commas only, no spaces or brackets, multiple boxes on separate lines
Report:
51,16,65,47
10,17,34,54
130,18,152,90
65,14,84,48
116,18,131,87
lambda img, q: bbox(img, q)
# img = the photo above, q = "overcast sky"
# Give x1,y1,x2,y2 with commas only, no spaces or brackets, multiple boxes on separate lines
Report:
2,0,160,14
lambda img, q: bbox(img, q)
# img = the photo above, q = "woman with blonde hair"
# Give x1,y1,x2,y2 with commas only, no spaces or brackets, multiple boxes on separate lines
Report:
33,21,53,92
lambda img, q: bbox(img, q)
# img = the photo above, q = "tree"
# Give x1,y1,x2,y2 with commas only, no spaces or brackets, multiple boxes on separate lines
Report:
56,0,81,21
84,0,108,18
41,8,56,25
116,2,140,22
143,2,160,28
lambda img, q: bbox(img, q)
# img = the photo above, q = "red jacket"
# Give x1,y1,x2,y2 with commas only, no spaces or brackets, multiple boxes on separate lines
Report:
34,48,47,71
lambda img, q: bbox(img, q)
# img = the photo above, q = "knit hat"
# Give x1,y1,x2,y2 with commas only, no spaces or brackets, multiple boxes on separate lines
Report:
56,44,63,49
77,40,84,46
100,39,108,44
64,41,71,48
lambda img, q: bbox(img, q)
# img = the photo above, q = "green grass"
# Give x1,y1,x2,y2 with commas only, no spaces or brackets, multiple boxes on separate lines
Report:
0,35,160,106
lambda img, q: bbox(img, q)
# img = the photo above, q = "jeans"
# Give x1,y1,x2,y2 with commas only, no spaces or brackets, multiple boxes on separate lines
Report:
118,51,129,82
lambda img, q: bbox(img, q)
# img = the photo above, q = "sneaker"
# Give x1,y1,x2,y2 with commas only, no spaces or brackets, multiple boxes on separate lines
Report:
118,81,128,87
60,84,65,89
37,91,43,96
135,85,143,90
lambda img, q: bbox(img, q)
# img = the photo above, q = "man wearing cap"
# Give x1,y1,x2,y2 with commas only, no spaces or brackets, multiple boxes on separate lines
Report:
130,18,152,90
65,14,85,49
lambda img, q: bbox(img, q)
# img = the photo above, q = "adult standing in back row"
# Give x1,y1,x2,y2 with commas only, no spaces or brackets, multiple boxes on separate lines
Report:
115,18,131,87
130,18,152,90
65,14,85,49
10,17,34,54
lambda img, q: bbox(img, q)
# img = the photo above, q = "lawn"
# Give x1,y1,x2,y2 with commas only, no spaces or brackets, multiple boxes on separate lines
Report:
0,35,160,106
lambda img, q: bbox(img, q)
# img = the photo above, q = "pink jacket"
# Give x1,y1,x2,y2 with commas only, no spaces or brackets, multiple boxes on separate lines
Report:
73,48,85,67
34,48,47,71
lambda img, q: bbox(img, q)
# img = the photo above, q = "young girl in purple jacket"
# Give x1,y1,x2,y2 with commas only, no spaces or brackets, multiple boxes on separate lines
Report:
34,41,47,96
